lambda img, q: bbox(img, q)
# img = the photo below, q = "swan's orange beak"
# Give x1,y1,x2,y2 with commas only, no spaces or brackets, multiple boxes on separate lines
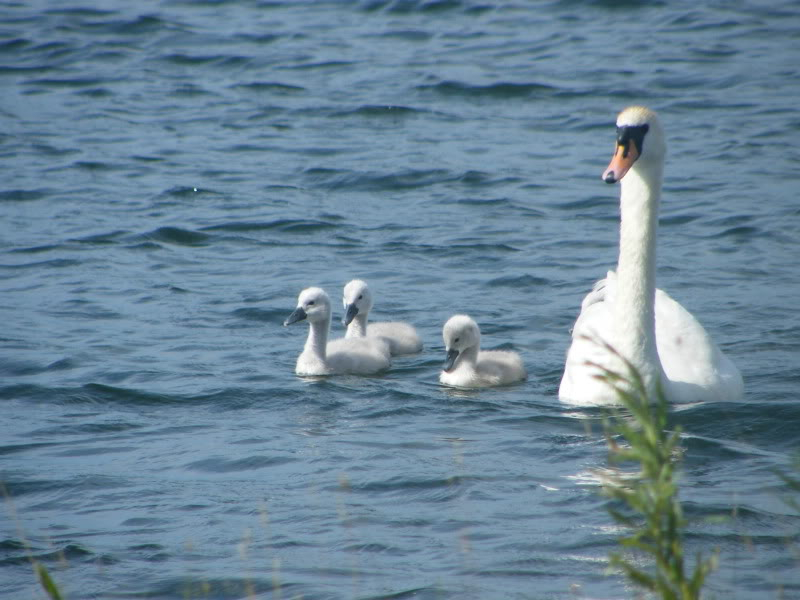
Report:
602,141,639,184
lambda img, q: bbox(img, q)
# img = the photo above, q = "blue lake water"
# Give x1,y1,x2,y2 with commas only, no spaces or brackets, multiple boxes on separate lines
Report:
1,1,799,598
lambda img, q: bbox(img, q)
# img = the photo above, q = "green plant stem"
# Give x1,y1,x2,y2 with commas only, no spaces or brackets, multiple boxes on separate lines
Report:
589,340,716,600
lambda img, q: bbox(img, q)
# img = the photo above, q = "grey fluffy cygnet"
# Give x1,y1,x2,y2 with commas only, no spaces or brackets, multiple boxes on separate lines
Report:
439,315,526,388
342,279,422,356
285,287,390,376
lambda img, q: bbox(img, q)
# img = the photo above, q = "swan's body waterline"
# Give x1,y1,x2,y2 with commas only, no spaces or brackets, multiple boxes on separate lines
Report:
342,279,422,356
285,287,391,376
559,106,743,406
439,315,526,389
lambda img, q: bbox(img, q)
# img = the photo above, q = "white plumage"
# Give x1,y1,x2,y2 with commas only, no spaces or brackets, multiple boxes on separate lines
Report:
342,279,423,356
284,287,390,376
439,315,526,388
559,106,744,406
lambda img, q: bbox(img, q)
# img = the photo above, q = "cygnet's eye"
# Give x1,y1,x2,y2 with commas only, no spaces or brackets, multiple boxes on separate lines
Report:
454,337,460,343
358,294,363,300
307,300,315,306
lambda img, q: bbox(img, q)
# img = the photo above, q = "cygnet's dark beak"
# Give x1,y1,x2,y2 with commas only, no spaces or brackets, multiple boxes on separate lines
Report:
343,303,359,326
284,306,307,326
443,348,459,372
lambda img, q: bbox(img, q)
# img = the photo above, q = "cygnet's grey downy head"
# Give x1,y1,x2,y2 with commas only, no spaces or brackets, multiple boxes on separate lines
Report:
603,106,666,184
284,287,331,326
342,279,373,326
442,314,481,372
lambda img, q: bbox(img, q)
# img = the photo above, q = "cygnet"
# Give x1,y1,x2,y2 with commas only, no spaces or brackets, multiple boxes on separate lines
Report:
342,279,423,356
439,315,526,388
284,287,390,376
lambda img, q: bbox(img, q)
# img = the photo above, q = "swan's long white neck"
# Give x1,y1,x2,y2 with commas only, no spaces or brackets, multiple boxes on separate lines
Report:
615,161,664,388
458,345,480,370
305,318,329,360
346,313,368,338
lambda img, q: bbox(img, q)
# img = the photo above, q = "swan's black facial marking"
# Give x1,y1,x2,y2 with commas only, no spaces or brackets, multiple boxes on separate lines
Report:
616,123,649,158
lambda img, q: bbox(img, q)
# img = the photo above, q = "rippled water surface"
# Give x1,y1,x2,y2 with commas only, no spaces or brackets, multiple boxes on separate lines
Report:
2,1,799,598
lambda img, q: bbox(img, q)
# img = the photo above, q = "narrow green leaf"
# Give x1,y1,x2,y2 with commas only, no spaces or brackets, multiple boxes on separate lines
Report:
36,564,64,600
593,338,715,600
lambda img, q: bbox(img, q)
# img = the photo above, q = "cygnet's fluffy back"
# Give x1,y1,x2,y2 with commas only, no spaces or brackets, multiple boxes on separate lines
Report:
342,279,422,356
285,286,390,376
325,337,391,376
439,314,526,388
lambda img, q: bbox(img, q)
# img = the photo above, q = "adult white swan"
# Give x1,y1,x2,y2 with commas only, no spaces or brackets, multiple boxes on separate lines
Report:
342,279,423,356
440,315,526,388
558,106,743,406
284,287,390,376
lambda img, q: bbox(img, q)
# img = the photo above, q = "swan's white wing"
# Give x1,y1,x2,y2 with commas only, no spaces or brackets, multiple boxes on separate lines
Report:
327,337,391,375
559,272,744,404
476,350,527,386
559,273,624,405
368,321,423,356
653,288,744,402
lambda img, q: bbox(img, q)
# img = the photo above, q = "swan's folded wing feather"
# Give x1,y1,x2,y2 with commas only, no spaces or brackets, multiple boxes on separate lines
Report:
476,350,527,385
653,288,743,399
327,337,391,375
368,321,423,355
579,271,615,313
560,299,622,405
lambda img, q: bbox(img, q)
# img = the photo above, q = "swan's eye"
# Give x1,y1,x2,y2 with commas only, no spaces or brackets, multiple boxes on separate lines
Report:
307,301,315,306
454,337,460,343
358,295,363,300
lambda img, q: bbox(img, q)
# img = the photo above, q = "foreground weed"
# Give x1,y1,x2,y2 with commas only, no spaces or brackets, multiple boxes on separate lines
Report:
36,563,64,600
590,344,716,600
2,483,65,600
775,453,800,514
